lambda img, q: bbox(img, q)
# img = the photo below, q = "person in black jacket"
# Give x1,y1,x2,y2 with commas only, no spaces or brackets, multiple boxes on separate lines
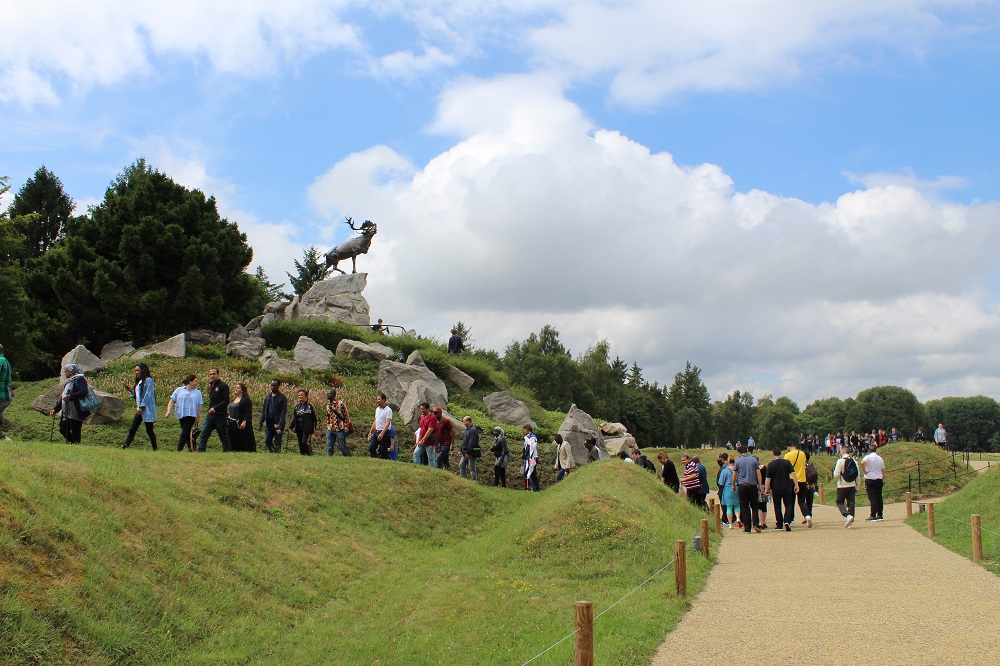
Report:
459,416,480,480
227,382,256,453
657,452,680,493
49,364,90,444
259,379,288,453
290,389,316,455
197,367,230,452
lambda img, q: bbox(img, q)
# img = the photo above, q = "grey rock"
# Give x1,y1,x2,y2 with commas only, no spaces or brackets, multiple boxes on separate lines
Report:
133,333,186,360
406,350,427,368
100,340,135,362
398,380,449,429
264,300,290,317
32,384,125,424
259,350,302,375
294,336,333,370
558,404,607,464
244,315,264,331
600,422,628,437
229,324,250,343
336,339,392,361
61,345,106,380
377,360,448,411
368,342,395,360
246,312,276,332
447,365,475,392
294,273,370,326
187,329,226,345
604,435,639,459
227,337,265,359
483,391,534,428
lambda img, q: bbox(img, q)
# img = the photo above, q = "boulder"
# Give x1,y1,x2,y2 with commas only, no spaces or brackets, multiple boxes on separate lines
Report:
100,340,134,362
377,360,448,411
483,391,534,428
60,345,106,382
398,380,450,429
259,350,302,375
600,422,628,437
604,435,639,458
229,324,250,343
293,273,370,326
368,342,395,360
227,337,265,359
187,329,226,345
406,350,427,368
294,336,333,370
133,333,186,360
446,365,475,392
32,384,125,424
246,312,276,333
264,300,290,317
336,339,392,361
557,404,607,464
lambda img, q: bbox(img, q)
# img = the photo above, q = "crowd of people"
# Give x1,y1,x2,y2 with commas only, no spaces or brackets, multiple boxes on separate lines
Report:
724,427,948,457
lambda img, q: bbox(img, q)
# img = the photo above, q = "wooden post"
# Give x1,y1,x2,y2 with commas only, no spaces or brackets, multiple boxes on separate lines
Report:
674,540,687,598
700,519,710,557
818,483,825,504
927,503,935,538
972,515,983,562
574,601,594,666
905,492,912,518
712,502,721,535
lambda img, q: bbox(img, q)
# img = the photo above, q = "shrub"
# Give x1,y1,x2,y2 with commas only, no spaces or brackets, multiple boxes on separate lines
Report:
260,319,368,352
188,344,225,359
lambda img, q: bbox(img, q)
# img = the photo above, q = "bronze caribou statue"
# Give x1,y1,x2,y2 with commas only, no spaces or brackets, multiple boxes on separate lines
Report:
324,217,377,275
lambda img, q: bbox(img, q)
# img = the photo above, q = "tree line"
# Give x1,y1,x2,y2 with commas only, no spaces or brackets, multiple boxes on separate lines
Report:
4,164,998,451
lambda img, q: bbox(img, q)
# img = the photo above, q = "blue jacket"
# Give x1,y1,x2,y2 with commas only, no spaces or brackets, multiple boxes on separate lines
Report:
135,377,156,422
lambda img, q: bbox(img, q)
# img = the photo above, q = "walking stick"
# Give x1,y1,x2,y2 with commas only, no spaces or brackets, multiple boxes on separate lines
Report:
50,414,56,441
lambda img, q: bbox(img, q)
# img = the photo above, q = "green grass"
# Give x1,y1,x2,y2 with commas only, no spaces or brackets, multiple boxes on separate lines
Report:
906,466,1000,574
0,443,714,665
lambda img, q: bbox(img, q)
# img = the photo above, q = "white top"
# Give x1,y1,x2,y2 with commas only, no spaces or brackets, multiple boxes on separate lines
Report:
862,452,885,480
374,404,393,431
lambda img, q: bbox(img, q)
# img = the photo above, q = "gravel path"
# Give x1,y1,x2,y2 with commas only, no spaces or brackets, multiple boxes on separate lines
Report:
650,498,1000,665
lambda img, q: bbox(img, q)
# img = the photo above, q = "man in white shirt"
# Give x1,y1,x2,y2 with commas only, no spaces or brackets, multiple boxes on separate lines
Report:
367,392,393,458
934,423,948,449
861,444,886,521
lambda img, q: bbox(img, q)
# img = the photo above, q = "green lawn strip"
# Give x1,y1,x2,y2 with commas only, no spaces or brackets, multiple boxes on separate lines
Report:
905,467,1000,575
1,443,711,665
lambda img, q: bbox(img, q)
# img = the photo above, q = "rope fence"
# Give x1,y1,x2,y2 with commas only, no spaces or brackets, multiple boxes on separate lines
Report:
908,494,996,565
519,541,691,666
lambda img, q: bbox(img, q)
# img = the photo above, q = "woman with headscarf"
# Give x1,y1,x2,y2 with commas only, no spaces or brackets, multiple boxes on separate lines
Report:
227,382,256,452
49,364,90,444
123,363,157,450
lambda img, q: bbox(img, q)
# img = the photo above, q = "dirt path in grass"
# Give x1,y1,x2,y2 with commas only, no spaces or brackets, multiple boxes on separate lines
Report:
650,498,1000,665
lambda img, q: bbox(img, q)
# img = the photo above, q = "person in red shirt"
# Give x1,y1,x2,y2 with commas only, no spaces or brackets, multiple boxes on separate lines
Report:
416,402,439,466
434,407,454,469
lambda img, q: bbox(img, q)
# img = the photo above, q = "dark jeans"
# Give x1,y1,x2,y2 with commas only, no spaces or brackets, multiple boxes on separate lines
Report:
124,412,157,449
296,430,313,455
771,490,795,528
526,467,539,492
369,432,390,458
836,487,857,517
198,412,230,452
326,429,351,456
798,481,814,518
865,478,884,518
264,424,284,453
495,464,507,487
737,484,761,532
177,416,196,451
557,468,569,482
437,445,451,469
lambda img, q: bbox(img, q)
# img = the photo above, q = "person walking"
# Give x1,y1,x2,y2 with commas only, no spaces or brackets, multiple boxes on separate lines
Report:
765,447,799,531
784,441,811,528
522,424,540,492
447,328,464,356
259,379,288,453
434,408,454,469
227,382,256,452
415,402,438,466
122,363,157,450
324,388,352,456
0,343,14,440
289,389,316,455
934,423,948,449
459,416,481,480
861,444,886,521
733,445,763,533
165,374,201,452
197,368,230,452
554,434,575,481
368,392,393,459
833,444,860,528
719,457,740,528
49,364,91,444
491,427,510,487
680,455,702,505
658,452,680,493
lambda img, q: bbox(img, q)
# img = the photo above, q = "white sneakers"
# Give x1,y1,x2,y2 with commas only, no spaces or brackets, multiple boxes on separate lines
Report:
844,515,854,528
806,515,813,528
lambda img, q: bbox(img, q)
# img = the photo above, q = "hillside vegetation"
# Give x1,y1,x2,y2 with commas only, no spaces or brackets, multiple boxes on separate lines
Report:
906,467,1000,574
0,442,713,665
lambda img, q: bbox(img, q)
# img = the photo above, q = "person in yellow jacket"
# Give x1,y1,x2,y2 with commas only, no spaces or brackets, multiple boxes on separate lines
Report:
785,441,812,528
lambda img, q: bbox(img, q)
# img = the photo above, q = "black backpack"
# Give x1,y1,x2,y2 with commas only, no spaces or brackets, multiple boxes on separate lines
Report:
842,457,859,482
805,461,819,484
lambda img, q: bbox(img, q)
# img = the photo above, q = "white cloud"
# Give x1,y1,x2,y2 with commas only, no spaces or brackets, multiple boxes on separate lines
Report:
306,76,1000,404
845,168,971,196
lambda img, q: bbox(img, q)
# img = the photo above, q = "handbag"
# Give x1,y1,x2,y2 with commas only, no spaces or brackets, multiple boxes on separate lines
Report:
79,386,101,412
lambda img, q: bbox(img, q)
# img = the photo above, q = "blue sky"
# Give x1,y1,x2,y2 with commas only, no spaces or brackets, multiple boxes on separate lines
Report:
3,1,999,407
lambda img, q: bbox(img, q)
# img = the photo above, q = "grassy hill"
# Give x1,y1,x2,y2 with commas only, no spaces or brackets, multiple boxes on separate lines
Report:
906,466,1000,574
0,441,713,665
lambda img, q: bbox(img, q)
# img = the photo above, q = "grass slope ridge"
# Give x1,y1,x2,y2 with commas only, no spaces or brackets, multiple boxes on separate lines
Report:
0,442,712,665
906,466,1000,575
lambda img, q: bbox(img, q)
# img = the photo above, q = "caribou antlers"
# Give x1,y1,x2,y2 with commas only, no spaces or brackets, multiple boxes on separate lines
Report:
344,217,376,233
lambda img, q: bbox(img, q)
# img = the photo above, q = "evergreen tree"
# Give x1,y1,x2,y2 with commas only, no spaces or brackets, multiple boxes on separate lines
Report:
666,361,712,447
503,325,584,411
8,165,74,257
255,266,290,301
287,246,326,296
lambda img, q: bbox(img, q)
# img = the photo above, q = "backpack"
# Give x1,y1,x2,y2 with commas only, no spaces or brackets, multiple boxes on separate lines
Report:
805,461,819,484
842,457,859,482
